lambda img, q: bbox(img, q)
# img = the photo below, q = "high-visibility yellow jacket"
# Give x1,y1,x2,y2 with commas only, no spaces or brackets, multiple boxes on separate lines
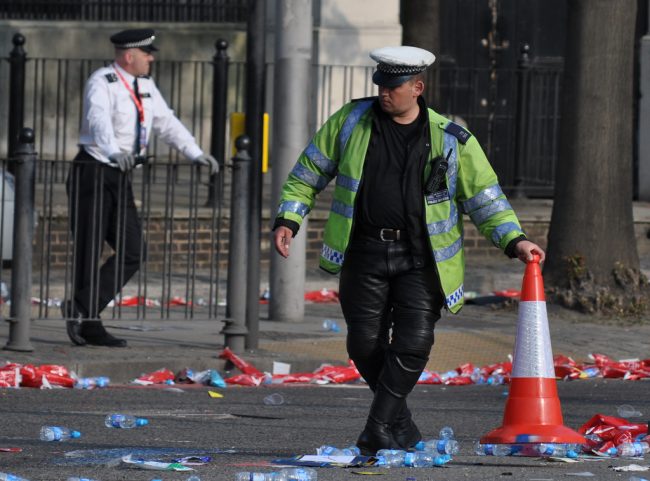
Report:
276,97,525,313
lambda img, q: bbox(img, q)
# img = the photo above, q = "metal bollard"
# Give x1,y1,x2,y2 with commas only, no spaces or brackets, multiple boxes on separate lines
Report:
205,38,229,207
7,33,27,173
221,135,250,353
4,128,36,352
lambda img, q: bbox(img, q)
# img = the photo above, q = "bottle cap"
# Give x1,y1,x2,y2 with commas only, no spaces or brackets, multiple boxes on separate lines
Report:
71,430,81,438
136,418,149,427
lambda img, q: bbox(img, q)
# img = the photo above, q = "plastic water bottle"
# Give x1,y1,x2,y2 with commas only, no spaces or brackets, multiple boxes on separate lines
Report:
439,425,455,439
581,366,600,378
535,443,581,458
67,478,100,481
75,376,110,389
316,445,360,456
414,438,459,455
487,373,505,385
616,441,650,457
39,426,81,441
0,473,30,481
404,451,451,467
440,370,458,382
277,467,317,481
376,449,407,467
474,441,513,456
235,473,278,481
186,476,202,481
322,319,340,333
104,413,149,428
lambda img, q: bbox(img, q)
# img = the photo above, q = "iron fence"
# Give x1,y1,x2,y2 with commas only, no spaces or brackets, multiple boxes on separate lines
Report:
0,49,564,323
0,0,247,23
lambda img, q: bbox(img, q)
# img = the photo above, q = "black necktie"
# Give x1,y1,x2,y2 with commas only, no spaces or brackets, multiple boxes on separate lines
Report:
133,78,141,154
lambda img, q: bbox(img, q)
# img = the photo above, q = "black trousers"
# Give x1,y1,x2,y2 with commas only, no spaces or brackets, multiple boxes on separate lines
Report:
339,235,444,398
66,150,145,319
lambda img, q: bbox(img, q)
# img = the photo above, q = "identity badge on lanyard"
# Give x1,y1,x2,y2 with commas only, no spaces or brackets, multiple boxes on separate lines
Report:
114,65,147,153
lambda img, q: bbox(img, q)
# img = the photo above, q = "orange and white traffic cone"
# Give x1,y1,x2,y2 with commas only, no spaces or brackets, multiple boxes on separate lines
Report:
481,254,584,444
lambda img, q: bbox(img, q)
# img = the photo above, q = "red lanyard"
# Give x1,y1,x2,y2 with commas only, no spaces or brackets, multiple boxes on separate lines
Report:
114,66,145,123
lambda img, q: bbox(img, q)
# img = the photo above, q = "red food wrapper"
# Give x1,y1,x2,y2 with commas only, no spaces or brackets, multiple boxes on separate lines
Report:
133,368,175,385
457,363,475,376
0,368,21,388
271,373,316,384
445,376,474,386
167,297,193,307
219,347,264,377
493,289,520,298
303,288,339,303
224,374,264,386
554,354,577,366
19,364,74,388
417,371,443,384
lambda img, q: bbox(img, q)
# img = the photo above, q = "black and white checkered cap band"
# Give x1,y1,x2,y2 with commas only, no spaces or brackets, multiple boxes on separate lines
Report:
376,63,426,75
119,36,155,49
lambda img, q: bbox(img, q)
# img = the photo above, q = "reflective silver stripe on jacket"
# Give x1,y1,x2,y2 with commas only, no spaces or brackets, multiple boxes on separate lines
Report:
462,184,504,214
433,236,463,263
331,199,354,218
339,100,373,154
304,142,337,178
336,173,360,193
321,243,345,266
469,198,513,225
277,200,310,218
290,163,329,191
491,222,521,246
427,203,458,236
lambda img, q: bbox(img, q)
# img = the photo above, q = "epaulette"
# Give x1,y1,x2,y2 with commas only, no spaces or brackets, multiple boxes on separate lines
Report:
105,73,118,83
443,122,472,145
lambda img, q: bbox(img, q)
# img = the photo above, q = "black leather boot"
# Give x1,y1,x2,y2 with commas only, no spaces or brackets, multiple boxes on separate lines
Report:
356,387,403,456
61,300,86,346
391,403,422,449
80,321,127,347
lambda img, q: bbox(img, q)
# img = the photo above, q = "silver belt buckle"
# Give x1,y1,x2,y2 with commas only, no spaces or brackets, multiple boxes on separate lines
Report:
379,228,396,242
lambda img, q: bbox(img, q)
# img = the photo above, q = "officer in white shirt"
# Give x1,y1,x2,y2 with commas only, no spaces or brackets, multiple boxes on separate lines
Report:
63,29,219,347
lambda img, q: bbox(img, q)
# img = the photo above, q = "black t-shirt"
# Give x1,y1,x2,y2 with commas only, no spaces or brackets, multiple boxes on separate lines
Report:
356,108,420,229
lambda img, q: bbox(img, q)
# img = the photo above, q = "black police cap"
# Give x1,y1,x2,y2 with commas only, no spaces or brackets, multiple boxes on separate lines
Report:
110,29,158,53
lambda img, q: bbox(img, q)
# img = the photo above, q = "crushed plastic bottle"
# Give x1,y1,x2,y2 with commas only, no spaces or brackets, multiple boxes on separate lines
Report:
316,445,360,456
67,478,101,481
535,443,581,458
474,441,513,456
439,370,458,382
39,426,81,442
616,441,650,457
75,376,110,389
277,467,317,481
404,451,451,467
487,373,505,385
439,426,455,440
376,449,407,467
0,474,30,481
322,319,340,333
104,413,149,428
186,476,202,481
263,393,285,406
235,473,277,481
414,438,459,455
617,404,643,418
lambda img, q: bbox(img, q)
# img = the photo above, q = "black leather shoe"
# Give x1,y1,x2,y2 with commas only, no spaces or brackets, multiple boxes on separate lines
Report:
391,406,422,449
356,417,401,456
80,321,127,348
61,300,86,346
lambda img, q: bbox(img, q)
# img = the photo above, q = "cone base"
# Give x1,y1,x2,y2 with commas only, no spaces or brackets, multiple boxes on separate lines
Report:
481,423,585,444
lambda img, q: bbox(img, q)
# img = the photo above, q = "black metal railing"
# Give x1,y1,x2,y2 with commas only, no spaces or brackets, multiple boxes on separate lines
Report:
0,0,247,23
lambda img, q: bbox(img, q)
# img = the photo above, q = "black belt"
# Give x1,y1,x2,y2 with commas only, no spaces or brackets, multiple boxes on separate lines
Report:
358,225,409,242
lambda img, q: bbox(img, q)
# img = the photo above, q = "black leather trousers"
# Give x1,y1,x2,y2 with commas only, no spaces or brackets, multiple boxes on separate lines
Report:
339,236,445,398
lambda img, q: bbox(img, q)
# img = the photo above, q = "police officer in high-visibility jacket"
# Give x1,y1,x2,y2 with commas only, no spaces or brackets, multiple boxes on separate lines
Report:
273,46,545,455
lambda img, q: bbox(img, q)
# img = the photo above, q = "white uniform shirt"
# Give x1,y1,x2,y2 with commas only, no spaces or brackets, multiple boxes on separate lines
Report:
79,62,203,164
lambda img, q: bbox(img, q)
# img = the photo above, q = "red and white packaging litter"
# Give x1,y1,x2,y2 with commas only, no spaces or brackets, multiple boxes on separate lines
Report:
132,368,175,385
19,364,75,388
579,413,649,455
0,363,21,388
218,347,264,377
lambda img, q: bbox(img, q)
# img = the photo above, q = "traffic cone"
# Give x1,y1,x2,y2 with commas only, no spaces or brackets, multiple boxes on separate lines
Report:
481,254,584,444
